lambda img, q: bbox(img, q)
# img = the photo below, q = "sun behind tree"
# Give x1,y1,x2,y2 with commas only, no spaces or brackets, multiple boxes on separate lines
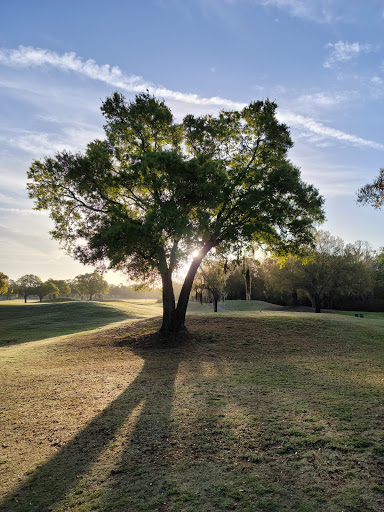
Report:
27,92,324,332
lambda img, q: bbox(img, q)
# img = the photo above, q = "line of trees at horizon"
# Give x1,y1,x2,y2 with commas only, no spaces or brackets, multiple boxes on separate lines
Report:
0,272,110,303
0,272,165,303
192,231,384,313
2,230,384,311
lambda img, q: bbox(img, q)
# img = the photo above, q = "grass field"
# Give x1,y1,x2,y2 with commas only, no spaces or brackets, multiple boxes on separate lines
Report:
1,299,384,511
0,299,162,346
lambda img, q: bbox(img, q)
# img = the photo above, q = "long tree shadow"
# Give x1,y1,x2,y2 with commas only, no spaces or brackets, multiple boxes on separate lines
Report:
0,332,189,512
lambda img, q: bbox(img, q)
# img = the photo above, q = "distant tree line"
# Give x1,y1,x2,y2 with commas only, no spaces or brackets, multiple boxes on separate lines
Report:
0,272,166,303
0,272,110,302
193,231,384,312
3,230,384,311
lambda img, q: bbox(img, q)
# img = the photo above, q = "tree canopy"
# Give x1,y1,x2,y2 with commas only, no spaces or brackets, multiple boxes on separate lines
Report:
35,281,59,302
357,168,384,208
73,272,109,300
0,272,9,295
28,92,324,331
16,274,42,303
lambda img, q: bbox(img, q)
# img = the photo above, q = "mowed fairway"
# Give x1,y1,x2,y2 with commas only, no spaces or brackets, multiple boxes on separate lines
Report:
1,301,384,511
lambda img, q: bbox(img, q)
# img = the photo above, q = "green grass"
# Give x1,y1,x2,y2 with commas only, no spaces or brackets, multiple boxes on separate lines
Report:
0,299,162,346
1,300,384,511
336,309,384,320
219,299,284,312
186,299,283,314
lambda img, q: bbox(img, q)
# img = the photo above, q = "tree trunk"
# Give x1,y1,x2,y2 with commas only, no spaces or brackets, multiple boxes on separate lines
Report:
245,268,251,300
313,294,321,313
160,269,176,332
24,295,27,303
213,297,218,312
161,242,213,333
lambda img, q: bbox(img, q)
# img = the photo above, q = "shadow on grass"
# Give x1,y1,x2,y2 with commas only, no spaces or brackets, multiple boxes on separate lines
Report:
0,301,136,347
0,330,190,512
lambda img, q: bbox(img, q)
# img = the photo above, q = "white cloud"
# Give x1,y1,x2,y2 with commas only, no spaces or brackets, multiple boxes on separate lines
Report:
0,46,383,154
3,123,103,156
324,41,371,68
0,46,244,110
257,0,336,23
371,76,383,85
0,207,45,215
278,111,384,151
296,91,355,108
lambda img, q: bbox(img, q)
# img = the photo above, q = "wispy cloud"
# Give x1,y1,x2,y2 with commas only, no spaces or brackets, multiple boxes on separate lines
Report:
324,41,371,68
0,207,45,215
0,46,244,110
6,125,103,155
257,0,337,23
278,111,384,150
0,46,383,153
296,91,356,109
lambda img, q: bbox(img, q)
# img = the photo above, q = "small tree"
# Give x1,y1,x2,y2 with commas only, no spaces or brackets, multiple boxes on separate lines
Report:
27,92,324,332
48,279,71,298
35,281,59,302
297,231,346,313
73,273,109,300
0,272,9,296
261,257,303,306
197,258,227,312
16,274,42,303
4,279,17,300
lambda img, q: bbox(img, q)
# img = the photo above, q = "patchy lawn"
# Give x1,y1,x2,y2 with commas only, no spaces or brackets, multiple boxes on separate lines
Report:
1,305,384,511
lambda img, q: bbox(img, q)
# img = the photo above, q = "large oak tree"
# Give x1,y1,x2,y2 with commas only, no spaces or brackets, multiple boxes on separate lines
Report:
28,93,324,332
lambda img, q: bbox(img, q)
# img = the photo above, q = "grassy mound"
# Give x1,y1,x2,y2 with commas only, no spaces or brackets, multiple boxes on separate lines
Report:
1,303,384,511
0,299,162,346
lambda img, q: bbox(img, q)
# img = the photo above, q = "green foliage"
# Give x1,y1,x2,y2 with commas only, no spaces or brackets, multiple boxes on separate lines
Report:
259,232,375,311
15,274,42,302
28,93,323,272
0,272,9,295
48,279,71,297
196,257,228,308
27,92,324,329
357,168,384,208
73,272,109,300
35,281,59,302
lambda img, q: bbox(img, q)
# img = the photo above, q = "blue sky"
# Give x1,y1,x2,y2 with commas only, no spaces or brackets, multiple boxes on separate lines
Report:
1,0,384,283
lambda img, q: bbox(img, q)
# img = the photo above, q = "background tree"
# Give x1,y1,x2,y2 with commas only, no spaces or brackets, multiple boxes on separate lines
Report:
16,274,42,303
73,273,109,300
357,168,384,208
260,257,303,306
35,281,60,302
370,247,384,301
48,279,71,298
240,257,260,301
339,241,374,308
28,92,324,332
296,231,346,313
4,279,17,300
0,272,9,295
197,258,228,312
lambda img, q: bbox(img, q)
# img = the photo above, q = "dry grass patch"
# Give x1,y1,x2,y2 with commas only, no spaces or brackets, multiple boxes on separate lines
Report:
1,310,384,511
